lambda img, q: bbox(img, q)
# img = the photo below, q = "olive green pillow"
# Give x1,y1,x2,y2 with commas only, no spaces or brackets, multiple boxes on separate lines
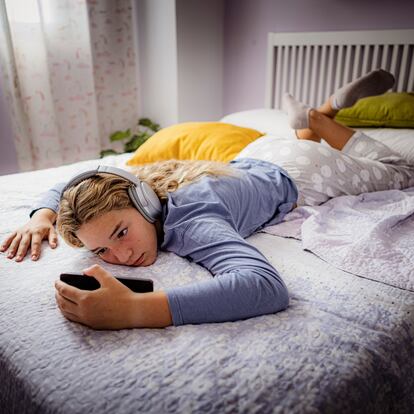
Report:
335,92,414,128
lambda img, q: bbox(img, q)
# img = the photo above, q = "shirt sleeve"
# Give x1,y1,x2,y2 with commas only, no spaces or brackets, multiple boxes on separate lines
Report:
29,182,66,218
164,218,289,326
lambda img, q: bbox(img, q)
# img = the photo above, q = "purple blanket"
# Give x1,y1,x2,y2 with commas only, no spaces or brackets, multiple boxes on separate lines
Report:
263,187,414,291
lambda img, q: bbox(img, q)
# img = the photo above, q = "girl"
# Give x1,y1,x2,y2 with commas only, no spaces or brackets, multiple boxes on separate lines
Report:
2,70,412,330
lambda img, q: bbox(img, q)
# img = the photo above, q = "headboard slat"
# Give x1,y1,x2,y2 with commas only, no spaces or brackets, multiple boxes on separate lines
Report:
303,46,311,103
371,44,380,69
398,45,409,91
317,45,328,105
390,45,399,77
362,46,370,74
352,45,361,80
408,55,414,91
265,29,414,108
295,45,304,99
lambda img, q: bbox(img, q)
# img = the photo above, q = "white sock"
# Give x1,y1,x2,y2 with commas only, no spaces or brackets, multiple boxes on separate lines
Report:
283,93,312,130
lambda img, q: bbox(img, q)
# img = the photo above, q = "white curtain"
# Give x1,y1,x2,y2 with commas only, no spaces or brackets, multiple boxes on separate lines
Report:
0,0,139,172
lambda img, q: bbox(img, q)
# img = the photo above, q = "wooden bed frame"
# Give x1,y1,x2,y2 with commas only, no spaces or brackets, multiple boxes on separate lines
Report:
265,29,414,109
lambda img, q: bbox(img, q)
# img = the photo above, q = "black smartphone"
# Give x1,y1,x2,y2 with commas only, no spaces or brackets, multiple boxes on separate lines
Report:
59,273,154,293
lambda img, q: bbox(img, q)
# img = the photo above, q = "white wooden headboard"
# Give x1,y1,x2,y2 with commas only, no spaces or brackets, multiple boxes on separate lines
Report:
265,29,414,109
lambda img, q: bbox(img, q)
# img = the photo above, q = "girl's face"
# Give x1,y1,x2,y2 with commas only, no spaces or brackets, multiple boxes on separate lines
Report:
76,208,158,267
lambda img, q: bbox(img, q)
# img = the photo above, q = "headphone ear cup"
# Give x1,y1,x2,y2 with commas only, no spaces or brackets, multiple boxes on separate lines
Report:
140,181,162,217
128,184,162,223
127,186,152,222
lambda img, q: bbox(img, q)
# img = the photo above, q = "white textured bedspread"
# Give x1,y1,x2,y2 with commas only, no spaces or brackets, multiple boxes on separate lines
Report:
1,155,414,414
263,188,414,291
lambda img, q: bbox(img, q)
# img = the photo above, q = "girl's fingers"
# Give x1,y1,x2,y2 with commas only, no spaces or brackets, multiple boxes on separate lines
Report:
15,234,31,262
61,311,83,324
6,234,22,259
31,233,43,261
48,228,58,249
0,232,17,252
55,291,79,314
55,281,81,304
2,229,59,261
56,301,82,324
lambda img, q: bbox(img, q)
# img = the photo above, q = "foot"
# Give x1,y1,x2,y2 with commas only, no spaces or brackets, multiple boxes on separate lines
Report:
283,93,312,129
330,69,395,110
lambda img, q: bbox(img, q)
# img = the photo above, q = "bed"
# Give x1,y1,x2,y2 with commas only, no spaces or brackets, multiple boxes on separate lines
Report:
1,29,414,414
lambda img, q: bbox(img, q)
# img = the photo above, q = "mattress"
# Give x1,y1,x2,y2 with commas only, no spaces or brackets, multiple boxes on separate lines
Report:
1,152,414,413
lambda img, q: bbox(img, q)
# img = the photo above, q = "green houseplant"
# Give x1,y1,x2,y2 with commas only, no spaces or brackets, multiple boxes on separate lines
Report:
100,118,160,158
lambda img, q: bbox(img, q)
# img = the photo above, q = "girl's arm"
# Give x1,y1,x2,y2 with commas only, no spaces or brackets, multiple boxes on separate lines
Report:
131,290,173,328
163,219,289,326
30,181,66,218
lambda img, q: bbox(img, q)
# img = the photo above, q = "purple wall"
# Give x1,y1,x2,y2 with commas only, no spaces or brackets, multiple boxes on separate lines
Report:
223,0,414,115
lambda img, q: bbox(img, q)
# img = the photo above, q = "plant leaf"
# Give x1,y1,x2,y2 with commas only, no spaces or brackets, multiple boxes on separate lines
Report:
138,118,160,132
124,134,150,152
110,129,131,142
100,149,119,158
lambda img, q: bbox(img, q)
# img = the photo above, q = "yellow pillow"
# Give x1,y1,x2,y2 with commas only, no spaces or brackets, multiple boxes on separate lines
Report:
126,122,263,165
335,92,414,128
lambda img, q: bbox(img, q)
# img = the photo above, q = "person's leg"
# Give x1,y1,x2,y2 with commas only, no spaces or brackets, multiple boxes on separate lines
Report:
292,146,414,206
284,93,356,150
341,130,410,165
295,100,337,142
330,69,394,110
286,69,395,143
307,110,355,151
235,133,414,207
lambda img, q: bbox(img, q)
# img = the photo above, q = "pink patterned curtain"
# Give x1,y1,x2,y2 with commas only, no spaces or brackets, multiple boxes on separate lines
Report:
0,0,139,172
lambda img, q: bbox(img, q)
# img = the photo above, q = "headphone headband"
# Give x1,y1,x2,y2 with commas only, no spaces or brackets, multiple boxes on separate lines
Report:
61,165,140,194
61,166,162,223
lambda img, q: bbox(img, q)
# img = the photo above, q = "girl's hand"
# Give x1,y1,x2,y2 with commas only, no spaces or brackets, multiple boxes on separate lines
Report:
55,264,140,330
1,208,58,262
55,264,173,330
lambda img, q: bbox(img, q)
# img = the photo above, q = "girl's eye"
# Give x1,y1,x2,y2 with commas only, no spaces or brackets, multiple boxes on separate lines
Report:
95,228,127,256
118,228,128,239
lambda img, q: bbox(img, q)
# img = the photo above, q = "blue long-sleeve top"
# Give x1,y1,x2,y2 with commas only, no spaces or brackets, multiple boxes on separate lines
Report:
31,158,298,326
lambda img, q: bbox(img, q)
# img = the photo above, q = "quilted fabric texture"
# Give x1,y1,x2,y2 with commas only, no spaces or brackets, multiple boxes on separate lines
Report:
1,154,414,413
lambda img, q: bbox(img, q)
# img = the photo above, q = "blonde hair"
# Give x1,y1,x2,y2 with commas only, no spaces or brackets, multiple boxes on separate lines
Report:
57,159,239,248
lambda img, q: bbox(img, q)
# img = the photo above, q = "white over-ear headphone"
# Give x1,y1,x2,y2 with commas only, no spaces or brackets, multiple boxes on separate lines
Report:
61,166,162,223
